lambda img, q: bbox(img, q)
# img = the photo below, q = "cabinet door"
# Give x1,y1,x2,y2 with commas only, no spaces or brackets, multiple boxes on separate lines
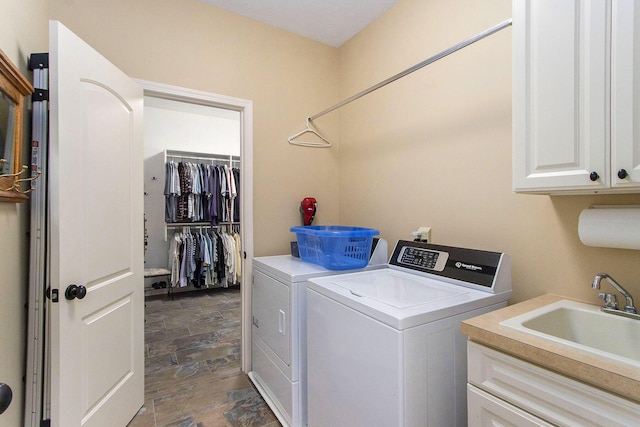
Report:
513,0,609,192
611,0,640,188
468,385,553,427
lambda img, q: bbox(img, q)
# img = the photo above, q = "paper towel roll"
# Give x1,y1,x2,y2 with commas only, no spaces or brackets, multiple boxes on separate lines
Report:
578,206,640,250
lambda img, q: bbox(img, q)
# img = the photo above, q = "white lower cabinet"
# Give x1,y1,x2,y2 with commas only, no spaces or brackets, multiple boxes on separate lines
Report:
467,341,640,427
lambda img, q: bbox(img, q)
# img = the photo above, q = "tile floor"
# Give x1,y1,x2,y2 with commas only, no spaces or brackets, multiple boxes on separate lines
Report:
128,287,280,427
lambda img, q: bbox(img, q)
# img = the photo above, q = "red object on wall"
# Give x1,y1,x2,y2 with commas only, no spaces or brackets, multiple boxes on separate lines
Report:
300,197,317,226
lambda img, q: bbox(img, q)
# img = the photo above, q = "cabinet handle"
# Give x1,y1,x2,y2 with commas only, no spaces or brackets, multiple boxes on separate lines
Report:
589,171,599,182
617,169,628,179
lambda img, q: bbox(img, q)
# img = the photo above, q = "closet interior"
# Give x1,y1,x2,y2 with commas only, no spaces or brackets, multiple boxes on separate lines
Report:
164,150,241,295
143,95,242,297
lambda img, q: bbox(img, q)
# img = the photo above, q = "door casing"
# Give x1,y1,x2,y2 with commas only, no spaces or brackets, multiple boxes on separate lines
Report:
135,79,254,372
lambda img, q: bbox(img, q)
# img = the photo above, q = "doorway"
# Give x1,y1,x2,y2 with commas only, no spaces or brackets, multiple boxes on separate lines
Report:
136,80,254,375
132,81,262,424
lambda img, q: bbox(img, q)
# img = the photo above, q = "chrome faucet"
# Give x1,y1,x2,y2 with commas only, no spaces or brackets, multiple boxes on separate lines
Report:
592,273,638,316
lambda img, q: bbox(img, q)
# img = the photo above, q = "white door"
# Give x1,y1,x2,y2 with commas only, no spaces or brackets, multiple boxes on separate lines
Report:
49,20,144,427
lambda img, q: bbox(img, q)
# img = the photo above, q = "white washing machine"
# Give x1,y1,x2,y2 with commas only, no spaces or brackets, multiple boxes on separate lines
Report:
249,239,387,427
306,240,512,427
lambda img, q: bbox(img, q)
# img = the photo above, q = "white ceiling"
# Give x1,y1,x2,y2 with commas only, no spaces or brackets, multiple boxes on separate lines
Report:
198,0,399,47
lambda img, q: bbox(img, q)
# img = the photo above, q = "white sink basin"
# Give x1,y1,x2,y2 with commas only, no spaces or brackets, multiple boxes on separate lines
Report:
500,299,640,367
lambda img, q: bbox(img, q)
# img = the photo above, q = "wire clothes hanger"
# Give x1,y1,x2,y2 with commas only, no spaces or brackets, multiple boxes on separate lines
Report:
287,18,512,148
287,117,332,148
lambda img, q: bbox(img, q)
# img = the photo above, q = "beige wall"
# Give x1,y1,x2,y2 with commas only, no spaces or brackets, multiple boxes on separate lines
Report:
338,0,640,304
0,0,48,425
50,0,342,257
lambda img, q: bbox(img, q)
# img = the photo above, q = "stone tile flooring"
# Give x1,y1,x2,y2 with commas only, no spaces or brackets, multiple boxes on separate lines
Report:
128,287,280,427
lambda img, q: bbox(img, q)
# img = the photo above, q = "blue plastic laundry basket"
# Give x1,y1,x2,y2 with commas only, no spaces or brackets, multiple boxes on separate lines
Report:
290,225,380,270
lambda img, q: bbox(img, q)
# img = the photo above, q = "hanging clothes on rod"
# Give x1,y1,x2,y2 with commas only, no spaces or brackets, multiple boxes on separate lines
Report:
288,18,513,147
164,154,240,226
168,225,241,290
165,160,180,222
162,149,242,297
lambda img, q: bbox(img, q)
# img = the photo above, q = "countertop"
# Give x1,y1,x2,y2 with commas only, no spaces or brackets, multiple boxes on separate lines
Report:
461,294,640,403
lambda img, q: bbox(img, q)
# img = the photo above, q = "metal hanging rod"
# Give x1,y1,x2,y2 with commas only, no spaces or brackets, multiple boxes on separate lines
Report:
165,150,240,163
309,18,512,121
167,154,240,163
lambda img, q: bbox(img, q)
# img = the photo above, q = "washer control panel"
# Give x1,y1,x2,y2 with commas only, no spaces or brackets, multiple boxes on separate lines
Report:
389,240,509,292
397,246,449,272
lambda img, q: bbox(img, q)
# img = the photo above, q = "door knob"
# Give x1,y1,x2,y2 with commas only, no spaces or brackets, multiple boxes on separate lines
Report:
589,171,599,181
617,169,628,179
65,284,87,300
0,383,12,414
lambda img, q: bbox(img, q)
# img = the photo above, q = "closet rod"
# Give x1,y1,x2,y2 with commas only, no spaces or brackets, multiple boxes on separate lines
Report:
167,154,239,162
309,18,512,121
166,221,240,228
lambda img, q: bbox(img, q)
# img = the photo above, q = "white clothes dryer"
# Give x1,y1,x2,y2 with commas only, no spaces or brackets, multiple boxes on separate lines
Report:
249,238,387,427
306,240,512,427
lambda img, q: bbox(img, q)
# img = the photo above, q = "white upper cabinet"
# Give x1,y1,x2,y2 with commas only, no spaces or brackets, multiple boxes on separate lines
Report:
513,0,640,194
611,0,640,189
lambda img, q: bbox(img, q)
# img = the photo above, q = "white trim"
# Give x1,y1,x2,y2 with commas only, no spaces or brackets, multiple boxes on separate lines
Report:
134,79,254,373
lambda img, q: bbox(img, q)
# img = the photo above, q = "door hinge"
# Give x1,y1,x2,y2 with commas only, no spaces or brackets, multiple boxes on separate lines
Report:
31,89,49,102
45,287,59,303
28,53,49,70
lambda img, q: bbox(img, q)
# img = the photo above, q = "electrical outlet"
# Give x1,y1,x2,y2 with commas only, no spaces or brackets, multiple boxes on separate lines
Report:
413,226,432,242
